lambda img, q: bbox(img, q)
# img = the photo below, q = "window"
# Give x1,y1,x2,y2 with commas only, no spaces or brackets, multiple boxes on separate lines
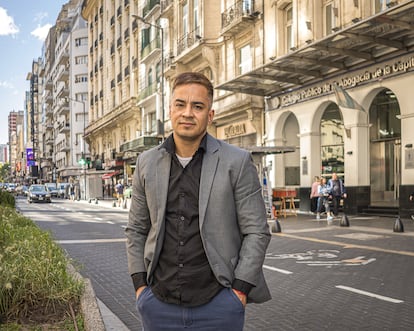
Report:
75,93,88,102
75,55,88,65
239,44,252,75
75,37,88,47
374,0,392,13
75,74,88,83
193,0,199,32
145,112,156,134
324,2,337,35
285,4,294,50
182,1,189,36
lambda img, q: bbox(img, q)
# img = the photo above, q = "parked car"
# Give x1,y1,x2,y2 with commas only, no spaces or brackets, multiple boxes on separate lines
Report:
15,185,29,196
27,184,52,203
58,183,70,198
45,183,58,197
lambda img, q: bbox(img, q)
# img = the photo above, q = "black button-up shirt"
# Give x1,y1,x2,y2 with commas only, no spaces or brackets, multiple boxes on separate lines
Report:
151,134,223,307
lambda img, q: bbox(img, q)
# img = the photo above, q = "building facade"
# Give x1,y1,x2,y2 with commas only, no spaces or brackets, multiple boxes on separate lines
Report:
218,0,414,217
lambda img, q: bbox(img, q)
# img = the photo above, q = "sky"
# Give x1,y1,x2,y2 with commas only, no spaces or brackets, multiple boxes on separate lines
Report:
0,0,68,145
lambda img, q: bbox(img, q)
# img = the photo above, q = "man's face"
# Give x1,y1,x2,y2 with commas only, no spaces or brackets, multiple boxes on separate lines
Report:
170,83,214,142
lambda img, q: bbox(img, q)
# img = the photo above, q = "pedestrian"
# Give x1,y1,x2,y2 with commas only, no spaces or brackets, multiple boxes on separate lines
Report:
125,72,271,331
327,173,346,217
115,180,124,207
316,177,333,221
410,192,414,221
310,175,320,214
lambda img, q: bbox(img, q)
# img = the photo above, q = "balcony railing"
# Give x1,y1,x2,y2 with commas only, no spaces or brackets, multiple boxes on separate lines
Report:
141,37,161,59
138,81,157,100
143,0,160,18
221,0,254,30
177,27,200,56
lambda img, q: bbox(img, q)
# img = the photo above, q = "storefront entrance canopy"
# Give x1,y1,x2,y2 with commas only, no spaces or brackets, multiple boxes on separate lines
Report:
244,146,296,155
216,1,414,98
101,171,119,180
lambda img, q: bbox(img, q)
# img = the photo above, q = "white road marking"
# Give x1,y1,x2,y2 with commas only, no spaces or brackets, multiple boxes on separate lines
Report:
56,238,126,244
95,217,104,221
263,264,293,274
336,285,404,303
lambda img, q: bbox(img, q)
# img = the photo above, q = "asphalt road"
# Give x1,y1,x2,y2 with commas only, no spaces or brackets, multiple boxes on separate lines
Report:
16,197,414,330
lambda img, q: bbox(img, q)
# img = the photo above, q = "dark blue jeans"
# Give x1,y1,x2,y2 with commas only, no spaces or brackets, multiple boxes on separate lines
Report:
136,287,245,331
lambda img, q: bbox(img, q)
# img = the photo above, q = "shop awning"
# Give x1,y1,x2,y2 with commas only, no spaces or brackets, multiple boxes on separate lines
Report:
101,171,119,180
216,1,414,98
244,146,296,155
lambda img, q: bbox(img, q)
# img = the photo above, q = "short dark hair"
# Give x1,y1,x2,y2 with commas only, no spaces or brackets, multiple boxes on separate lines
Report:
172,72,214,105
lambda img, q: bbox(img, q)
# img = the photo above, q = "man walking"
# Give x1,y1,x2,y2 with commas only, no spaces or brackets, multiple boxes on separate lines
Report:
327,173,346,217
125,72,271,331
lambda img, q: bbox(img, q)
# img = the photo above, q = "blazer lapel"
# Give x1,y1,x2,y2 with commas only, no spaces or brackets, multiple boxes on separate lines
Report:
155,150,171,232
199,136,219,228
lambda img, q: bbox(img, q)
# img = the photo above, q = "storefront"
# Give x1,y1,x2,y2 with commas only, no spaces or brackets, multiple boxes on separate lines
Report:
217,2,414,216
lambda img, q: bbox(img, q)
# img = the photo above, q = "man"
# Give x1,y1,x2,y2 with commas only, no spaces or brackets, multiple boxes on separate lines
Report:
115,180,124,206
125,72,271,331
327,173,346,217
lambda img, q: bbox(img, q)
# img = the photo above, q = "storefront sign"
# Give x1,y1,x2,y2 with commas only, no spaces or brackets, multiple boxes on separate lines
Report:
277,55,414,108
217,121,257,139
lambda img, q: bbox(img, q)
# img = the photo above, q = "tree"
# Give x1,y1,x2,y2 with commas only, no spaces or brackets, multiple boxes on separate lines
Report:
0,163,11,182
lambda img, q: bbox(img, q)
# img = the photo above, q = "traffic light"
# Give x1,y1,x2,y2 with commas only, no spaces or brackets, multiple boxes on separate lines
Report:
79,152,86,165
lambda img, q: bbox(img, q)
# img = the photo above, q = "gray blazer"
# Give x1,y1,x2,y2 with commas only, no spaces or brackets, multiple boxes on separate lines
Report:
125,134,271,303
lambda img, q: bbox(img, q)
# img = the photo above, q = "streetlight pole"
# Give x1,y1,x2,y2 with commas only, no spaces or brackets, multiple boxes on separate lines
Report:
132,14,165,139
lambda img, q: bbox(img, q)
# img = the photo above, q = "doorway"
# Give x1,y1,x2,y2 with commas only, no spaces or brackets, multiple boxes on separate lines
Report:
369,89,401,207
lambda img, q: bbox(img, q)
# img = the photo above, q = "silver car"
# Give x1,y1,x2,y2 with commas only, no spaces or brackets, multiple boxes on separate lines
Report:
27,184,52,203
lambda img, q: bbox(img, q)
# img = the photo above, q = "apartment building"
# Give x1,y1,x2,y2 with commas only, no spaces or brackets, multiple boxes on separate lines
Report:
7,110,25,179
82,0,146,195
217,0,414,216
29,0,90,195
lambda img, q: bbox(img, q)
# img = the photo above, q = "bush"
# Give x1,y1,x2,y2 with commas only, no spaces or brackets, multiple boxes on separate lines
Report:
0,191,15,208
0,206,84,324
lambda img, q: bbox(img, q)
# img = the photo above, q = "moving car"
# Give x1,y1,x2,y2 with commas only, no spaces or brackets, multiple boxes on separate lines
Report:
27,184,52,203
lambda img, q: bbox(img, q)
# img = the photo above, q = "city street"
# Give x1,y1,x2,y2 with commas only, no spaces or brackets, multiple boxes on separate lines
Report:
16,197,414,331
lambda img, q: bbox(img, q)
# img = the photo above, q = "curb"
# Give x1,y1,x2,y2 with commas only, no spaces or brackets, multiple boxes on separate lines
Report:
67,264,106,331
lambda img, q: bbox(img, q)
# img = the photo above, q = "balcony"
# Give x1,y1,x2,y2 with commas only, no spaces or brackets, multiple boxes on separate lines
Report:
141,37,161,60
120,136,162,153
117,72,122,83
132,57,138,70
58,51,69,65
56,85,69,99
45,79,53,91
138,81,157,100
117,6,122,18
99,32,103,42
111,79,115,89
99,56,103,68
124,0,130,8
56,68,69,82
46,137,54,146
124,65,130,77
45,91,53,105
55,99,70,116
143,0,160,18
59,143,71,152
117,36,122,48
110,42,115,56
58,122,70,134
177,27,201,57
160,0,173,17
221,0,256,36
110,15,115,27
